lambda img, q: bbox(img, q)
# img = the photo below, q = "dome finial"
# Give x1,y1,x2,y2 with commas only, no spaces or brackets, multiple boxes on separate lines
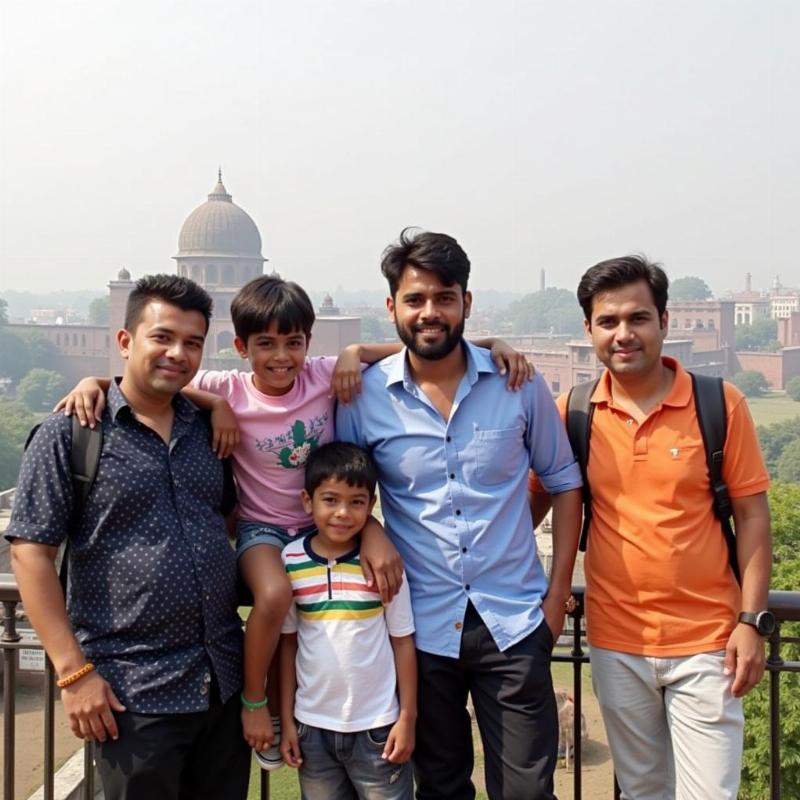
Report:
209,168,232,202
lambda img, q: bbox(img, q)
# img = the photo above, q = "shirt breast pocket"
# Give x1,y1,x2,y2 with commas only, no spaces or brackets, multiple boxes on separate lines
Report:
473,426,525,486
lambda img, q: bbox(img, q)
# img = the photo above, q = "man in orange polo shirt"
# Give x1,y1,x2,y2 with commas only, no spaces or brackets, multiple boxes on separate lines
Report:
531,256,772,800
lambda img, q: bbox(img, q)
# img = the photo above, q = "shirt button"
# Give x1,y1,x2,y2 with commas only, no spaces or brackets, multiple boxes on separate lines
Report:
199,684,209,695
462,547,467,553
449,473,455,479
454,622,462,630
455,509,462,516
446,435,452,442
465,584,471,591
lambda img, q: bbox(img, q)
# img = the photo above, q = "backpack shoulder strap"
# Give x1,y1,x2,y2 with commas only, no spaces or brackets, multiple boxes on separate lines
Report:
70,415,104,513
59,415,103,590
690,372,740,582
566,378,599,552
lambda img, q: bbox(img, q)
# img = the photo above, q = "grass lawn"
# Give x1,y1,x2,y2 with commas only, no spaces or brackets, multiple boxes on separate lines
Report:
747,392,800,426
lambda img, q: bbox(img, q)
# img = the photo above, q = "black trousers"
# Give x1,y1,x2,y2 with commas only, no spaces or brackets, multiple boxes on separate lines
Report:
414,603,558,800
95,689,251,800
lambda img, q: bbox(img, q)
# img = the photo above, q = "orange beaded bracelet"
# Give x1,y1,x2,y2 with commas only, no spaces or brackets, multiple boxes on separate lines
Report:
56,662,95,689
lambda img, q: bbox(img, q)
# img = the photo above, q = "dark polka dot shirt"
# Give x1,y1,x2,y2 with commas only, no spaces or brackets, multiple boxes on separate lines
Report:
6,381,244,714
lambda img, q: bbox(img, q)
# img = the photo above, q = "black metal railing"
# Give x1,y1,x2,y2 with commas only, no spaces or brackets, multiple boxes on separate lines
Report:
2,576,799,800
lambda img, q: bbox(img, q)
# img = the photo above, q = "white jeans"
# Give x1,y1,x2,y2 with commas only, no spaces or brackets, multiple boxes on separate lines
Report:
590,647,743,800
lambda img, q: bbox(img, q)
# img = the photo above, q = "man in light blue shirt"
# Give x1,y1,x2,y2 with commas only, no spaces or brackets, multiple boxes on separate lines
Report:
337,228,583,800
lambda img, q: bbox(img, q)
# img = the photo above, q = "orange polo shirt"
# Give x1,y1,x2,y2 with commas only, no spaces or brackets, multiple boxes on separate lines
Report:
531,358,769,657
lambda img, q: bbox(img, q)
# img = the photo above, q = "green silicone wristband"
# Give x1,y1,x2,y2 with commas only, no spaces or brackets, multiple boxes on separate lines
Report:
240,692,268,710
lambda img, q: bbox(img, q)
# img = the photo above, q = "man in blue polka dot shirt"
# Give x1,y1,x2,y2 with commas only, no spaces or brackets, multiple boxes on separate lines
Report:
7,275,251,800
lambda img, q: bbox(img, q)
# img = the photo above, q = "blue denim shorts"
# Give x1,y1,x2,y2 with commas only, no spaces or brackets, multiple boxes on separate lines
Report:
235,520,317,559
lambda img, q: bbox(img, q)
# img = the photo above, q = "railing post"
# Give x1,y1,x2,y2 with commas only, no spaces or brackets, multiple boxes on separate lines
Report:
260,767,269,799
84,741,95,799
768,623,782,800
570,594,583,800
2,599,21,800
44,656,56,800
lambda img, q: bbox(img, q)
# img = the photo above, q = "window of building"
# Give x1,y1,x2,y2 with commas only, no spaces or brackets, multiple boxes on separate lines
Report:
73,333,78,346
695,319,704,329
81,334,86,347
670,318,678,328
576,372,593,384
105,335,110,348
708,319,715,330
551,379,560,393
684,319,692,328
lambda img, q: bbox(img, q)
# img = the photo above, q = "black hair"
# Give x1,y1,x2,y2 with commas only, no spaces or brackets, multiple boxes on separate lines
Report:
304,442,377,499
381,227,471,297
230,275,315,341
125,274,213,332
577,255,669,322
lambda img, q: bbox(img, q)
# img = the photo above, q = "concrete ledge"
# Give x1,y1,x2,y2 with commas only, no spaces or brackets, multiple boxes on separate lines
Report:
26,746,101,800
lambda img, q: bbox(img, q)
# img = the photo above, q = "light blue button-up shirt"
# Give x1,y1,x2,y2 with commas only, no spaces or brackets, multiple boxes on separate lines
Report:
336,342,582,657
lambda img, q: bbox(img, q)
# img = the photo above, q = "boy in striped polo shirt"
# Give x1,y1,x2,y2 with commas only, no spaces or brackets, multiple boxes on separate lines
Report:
279,442,416,800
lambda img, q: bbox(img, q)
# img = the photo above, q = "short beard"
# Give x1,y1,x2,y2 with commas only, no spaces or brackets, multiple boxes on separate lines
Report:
396,319,465,361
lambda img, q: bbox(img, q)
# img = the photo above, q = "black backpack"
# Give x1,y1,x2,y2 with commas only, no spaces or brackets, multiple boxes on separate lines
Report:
566,372,739,583
24,416,103,590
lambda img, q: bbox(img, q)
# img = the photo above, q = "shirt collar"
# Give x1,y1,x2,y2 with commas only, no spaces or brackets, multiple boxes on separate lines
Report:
303,533,360,565
109,378,199,423
593,356,692,409
385,340,495,392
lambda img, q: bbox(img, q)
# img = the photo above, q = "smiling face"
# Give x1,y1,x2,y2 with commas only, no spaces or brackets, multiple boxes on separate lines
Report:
235,321,309,396
302,477,376,556
585,279,668,379
387,266,472,361
118,300,206,398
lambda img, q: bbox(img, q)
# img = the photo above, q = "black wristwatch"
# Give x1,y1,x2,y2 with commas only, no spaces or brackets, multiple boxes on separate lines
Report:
738,610,776,637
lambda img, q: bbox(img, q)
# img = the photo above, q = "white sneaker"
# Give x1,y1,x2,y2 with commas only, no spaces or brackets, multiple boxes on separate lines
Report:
254,716,283,771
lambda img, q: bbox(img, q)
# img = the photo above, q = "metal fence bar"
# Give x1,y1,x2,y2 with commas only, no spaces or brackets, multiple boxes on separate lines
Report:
44,657,56,800
2,599,20,800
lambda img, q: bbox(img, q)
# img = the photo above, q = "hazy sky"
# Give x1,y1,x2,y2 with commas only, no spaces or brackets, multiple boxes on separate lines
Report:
1,0,798,299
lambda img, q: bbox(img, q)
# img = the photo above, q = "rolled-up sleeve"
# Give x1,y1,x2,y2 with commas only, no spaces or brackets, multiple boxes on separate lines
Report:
5,414,74,547
525,375,582,495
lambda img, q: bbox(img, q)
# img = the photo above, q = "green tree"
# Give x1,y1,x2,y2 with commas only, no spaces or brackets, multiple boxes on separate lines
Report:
88,296,110,325
16,369,68,411
0,398,36,490
360,316,397,342
0,297,8,325
786,377,800,402
758,418,800,478
19,331,61,372
776,439,800,483
736,318,781,352
0,327,31,381
669,276,712,300
732,370,769,397
506,288,584,336
740,483,800,799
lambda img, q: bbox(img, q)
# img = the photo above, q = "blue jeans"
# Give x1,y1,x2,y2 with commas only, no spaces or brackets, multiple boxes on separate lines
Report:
297,721,413,800
235,519,316,558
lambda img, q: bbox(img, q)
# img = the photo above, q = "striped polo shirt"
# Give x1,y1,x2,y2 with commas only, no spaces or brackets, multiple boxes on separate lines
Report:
281,534,415,732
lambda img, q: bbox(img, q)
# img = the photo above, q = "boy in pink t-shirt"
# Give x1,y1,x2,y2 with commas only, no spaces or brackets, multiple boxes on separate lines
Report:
193,276,403,769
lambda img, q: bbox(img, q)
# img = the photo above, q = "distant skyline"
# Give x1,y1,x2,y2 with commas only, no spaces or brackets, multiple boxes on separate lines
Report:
1,1,798,297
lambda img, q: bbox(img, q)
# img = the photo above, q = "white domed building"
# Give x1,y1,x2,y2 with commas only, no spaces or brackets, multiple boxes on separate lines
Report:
173,171,266,356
